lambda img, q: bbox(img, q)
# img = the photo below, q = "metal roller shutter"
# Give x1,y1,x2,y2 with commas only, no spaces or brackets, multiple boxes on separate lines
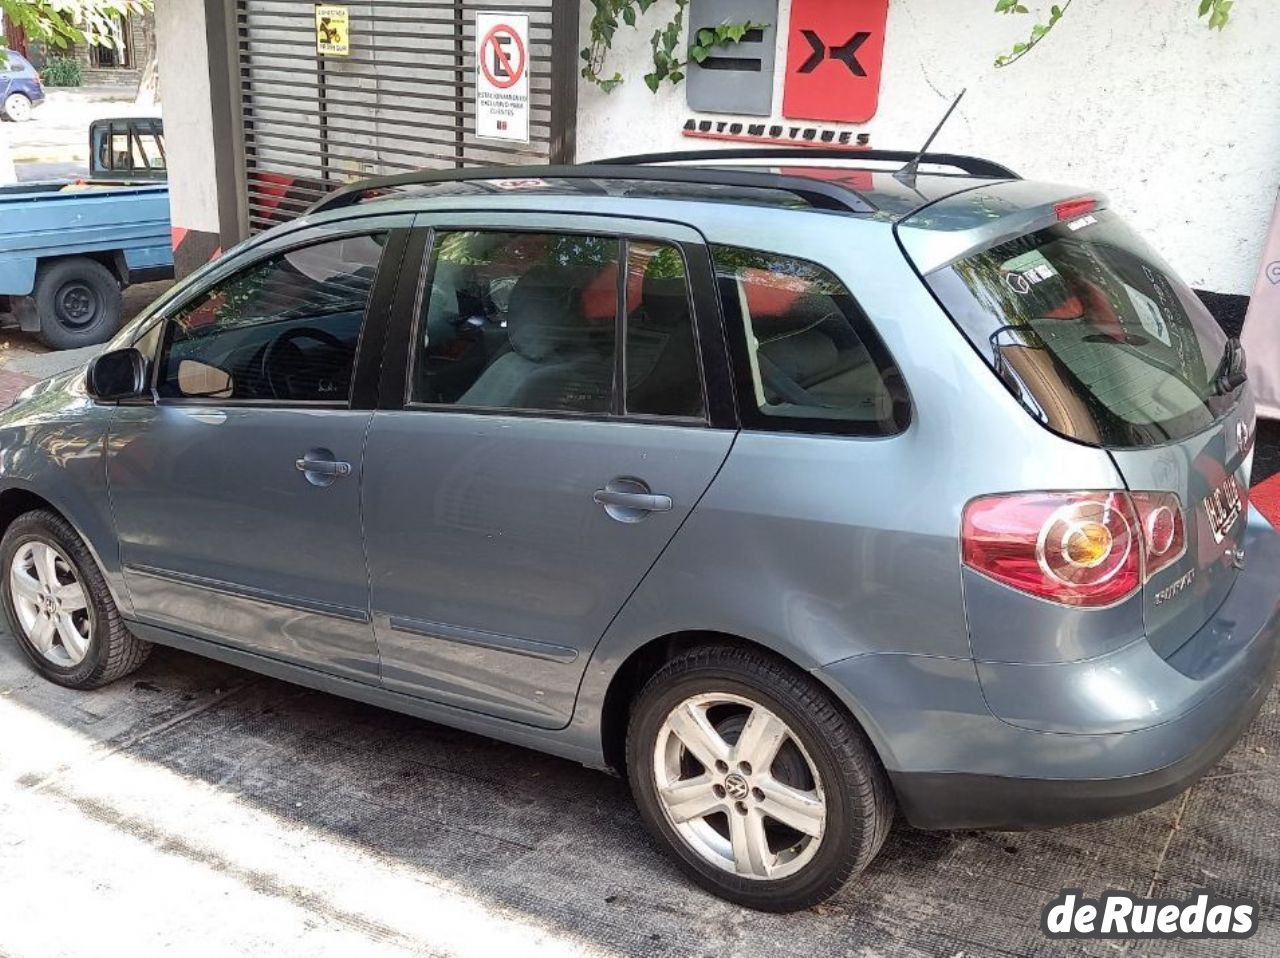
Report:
235,0,574,232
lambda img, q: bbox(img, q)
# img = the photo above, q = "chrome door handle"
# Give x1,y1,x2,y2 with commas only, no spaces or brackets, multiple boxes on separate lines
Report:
295,448,352,487
295,458,351,477
593,490,672,513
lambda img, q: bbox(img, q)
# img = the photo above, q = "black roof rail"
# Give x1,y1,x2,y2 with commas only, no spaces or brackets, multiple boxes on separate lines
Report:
596,147,1020,180
306,162,881,217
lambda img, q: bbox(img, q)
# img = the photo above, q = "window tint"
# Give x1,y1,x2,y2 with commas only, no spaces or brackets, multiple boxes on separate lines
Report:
929,211,1233,447
413,231,619,414
157,234,385,402
712,246,907,434
624,241,704,418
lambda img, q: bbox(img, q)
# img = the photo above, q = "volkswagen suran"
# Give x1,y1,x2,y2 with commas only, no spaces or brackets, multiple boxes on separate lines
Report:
3,150,1277,912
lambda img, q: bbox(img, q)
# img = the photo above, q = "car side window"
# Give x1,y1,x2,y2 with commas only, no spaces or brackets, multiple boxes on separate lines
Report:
624,241,705,418
712,246,908,435
156,233,386,403
412,231,619,414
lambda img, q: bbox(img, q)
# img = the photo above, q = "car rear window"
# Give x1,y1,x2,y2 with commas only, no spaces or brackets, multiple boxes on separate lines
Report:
927,210,1235,447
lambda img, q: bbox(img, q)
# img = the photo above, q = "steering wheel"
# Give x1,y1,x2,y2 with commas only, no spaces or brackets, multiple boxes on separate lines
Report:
260,326,347,400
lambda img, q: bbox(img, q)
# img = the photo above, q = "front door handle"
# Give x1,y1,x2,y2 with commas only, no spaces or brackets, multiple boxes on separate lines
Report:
593,490,673,512
593,477,672,522
295,448,351,487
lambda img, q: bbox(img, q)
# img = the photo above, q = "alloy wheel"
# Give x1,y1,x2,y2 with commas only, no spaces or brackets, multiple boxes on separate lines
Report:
652,692,827,880
9,540,92,667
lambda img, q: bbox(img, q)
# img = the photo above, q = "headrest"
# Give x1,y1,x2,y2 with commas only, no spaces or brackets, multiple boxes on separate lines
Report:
759,329,838,383
508,266,588,362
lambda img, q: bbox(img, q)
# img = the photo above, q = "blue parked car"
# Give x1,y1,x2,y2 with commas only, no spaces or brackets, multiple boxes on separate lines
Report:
1,50,45,122
2,150,1276,912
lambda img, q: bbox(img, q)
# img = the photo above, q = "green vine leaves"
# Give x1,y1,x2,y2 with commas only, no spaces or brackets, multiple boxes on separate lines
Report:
581,0,765,94
994,0,1235,68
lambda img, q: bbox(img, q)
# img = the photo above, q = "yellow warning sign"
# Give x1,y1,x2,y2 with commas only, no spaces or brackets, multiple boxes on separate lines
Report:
315,5,349,56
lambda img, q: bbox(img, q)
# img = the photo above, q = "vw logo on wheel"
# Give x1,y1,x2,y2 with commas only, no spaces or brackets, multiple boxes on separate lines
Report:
724,772,750,800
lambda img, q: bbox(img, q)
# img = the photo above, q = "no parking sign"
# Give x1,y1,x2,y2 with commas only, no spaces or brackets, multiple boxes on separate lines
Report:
475,12,530,143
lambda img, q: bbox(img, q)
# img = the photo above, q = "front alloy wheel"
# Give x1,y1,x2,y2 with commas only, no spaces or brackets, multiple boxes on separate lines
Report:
10,539,92,667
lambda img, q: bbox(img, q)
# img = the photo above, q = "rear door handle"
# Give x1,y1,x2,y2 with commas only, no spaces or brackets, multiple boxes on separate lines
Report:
295,458,351,477
593,490,673,512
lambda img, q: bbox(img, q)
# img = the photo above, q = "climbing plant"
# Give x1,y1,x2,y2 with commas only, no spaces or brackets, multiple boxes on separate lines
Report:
581,0,764,94
994,0,1236,67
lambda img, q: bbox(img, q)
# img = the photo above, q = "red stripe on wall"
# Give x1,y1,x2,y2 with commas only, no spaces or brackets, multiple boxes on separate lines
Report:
1253,474,1280,530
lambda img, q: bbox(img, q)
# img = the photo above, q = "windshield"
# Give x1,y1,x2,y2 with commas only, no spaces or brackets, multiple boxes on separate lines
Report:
928,210,1234,447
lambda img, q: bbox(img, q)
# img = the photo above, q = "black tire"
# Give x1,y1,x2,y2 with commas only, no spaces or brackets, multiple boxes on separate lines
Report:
626,644,894,912
0,509,150,690
33,257,123,350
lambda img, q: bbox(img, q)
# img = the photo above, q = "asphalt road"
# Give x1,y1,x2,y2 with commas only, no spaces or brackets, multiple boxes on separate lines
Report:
2,631,1279,958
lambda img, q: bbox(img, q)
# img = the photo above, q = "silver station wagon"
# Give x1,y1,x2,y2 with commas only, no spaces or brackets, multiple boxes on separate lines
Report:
3,150,1277,912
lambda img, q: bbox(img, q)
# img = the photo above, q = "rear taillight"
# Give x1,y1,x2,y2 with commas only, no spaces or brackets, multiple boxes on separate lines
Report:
1131,491,1186,579
963,490,1185,608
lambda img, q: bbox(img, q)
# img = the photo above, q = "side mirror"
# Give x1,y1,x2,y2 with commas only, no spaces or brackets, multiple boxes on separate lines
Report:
85,347,147,401
176,360,233,399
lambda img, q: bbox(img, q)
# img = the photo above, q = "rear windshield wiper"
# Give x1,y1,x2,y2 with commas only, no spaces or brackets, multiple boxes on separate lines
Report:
1211,337,1247,396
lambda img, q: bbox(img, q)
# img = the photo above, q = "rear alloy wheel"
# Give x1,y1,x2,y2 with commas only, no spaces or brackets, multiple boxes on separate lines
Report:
627,645,894,912
653,692,827,880
3,92,32,122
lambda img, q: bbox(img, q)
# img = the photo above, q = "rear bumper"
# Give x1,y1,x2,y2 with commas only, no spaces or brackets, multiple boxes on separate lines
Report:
818,507,1280,830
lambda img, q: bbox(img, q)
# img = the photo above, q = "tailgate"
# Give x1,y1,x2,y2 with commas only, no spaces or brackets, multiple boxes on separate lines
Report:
1111,391,1256,659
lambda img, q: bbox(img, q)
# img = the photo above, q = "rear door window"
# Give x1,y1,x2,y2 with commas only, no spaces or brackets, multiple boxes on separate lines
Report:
712,246,909,435
411,230,706,420
928,210,1233,447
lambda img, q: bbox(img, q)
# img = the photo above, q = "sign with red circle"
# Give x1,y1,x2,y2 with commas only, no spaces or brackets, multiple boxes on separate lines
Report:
475,12,530,142
480,23,526,89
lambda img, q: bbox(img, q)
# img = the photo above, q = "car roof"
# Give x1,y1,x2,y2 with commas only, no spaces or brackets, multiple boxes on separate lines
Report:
290,150,1096,271
309,149,1027,226
4,50,31,67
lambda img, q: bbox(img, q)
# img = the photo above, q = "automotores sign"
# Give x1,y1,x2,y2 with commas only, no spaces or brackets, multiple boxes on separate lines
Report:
475,12,530,143
684,0,890,126
783,0,890,123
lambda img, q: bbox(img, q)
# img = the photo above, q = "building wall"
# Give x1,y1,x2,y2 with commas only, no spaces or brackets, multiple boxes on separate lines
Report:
576,0,1280,298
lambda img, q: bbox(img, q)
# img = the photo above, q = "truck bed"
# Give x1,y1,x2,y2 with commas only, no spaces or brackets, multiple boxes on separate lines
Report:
0,181,173,297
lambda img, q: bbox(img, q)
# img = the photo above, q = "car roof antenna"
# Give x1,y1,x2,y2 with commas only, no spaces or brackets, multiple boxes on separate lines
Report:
894,88,967,185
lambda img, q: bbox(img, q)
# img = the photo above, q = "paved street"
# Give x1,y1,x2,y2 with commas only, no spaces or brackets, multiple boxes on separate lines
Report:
2,628,1279,958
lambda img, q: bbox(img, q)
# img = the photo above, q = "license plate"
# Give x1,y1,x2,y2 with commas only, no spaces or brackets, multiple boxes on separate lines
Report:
1203,474,1243,544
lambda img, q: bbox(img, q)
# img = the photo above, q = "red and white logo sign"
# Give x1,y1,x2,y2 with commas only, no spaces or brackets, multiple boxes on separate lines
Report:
475,12,530,142
783,0,889,124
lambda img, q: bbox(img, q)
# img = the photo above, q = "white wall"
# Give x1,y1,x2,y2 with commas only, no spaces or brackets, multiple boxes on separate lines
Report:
577,0,1280,295
154,0,220,234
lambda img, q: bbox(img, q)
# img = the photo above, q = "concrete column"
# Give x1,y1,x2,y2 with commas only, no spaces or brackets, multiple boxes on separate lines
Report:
155,0,245,276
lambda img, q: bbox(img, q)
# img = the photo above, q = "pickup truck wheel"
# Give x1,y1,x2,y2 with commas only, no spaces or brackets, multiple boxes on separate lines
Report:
33,258,123,350
3,92,32,122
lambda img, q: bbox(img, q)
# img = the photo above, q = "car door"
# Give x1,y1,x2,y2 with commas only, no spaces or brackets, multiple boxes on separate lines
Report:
361,213,737,727
107,217,412,681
